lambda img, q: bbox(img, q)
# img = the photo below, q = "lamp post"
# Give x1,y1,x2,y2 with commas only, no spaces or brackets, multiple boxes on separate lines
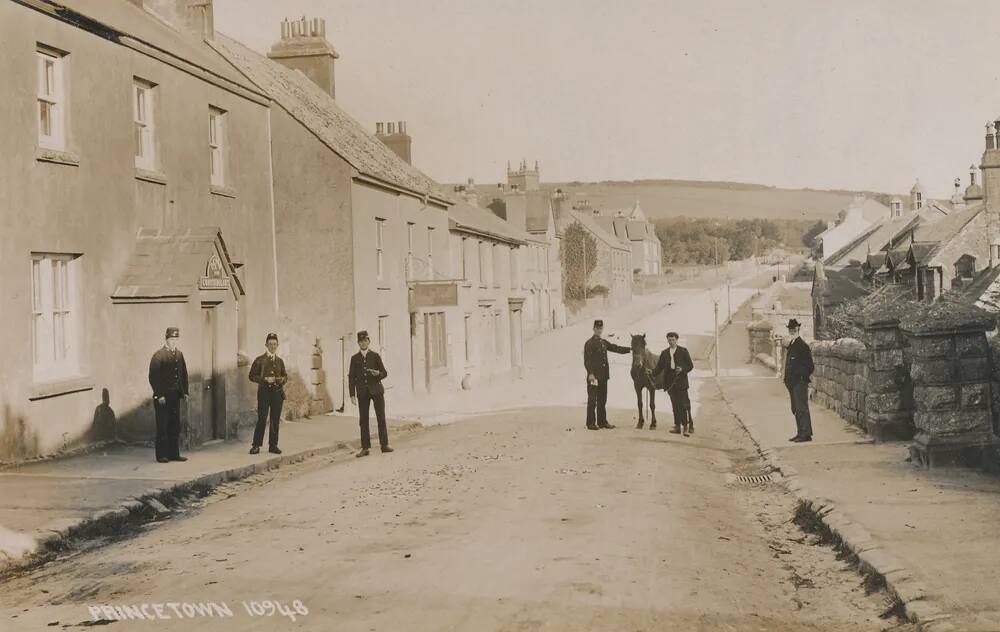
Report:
709,286,720,377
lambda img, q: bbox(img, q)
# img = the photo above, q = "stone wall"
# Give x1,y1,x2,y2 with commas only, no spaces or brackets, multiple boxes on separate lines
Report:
810,338,867,428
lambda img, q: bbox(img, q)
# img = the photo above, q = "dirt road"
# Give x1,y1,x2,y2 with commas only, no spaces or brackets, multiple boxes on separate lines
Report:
1,383,911,631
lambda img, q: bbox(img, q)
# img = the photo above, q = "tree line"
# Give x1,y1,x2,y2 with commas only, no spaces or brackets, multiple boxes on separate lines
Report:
653,217,816,265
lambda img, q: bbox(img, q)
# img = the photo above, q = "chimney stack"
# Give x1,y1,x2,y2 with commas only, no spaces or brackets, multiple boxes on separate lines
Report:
142,0,215,41
981,120,1000,265
375,119,413,165
268,16,339,98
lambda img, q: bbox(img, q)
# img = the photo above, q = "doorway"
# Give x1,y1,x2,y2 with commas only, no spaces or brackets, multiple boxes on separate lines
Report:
201,303,225,441
509,307,523,368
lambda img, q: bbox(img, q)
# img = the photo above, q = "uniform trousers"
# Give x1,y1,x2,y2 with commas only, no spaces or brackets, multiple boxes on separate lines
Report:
153,393,182,460
253,388,284,448
358,388,388,449
586,379,609,427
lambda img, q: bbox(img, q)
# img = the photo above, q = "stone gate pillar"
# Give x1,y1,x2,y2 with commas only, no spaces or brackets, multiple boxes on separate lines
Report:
747,320,773,362
861,306,913,441
901,301,1000,467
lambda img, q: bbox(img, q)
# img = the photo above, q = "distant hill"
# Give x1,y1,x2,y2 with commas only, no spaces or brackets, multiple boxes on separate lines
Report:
456,179,901,222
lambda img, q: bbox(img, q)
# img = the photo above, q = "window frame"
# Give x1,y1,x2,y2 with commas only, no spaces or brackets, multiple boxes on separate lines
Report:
208,106,226,186
377,315,388,355
375,217,386,280
36,46,66,150
133,78,157,170
30,253,83,383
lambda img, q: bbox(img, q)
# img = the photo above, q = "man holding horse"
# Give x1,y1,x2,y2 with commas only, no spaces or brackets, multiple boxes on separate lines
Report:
653,331,694,436
583,319,632,430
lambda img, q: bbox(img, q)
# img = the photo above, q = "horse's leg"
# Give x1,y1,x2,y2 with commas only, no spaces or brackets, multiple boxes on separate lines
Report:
649,387,657,429
635,384,644,429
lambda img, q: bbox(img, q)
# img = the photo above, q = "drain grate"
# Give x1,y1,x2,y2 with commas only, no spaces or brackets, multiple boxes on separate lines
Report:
735,473,773,484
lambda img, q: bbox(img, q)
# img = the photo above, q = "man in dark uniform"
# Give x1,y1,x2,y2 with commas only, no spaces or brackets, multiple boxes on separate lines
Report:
583,319,631,430
652,331,695,436
784,319,815,442
248,333,288,455
349,330,392,457
148,327,189,463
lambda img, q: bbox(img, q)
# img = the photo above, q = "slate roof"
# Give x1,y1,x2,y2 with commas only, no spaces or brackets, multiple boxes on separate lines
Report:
815,265,869,308
112,227,239,300
569,211,630,250
46,0,261,94
525,191,553,233
908,242,937,265
824,212,925,267
912,203,983,245
448,201,528,246
959,265,1000,312
880,248,908,273
209,34,450,204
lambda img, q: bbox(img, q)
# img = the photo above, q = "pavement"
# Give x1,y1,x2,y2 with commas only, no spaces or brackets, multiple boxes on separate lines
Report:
717,300,1000,632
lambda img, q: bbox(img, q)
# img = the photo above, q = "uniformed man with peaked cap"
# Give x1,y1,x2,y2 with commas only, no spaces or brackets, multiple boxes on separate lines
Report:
148,327,189,463
583,319,631,430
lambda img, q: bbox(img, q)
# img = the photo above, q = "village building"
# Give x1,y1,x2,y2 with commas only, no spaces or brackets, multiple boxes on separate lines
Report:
592,201,662,276
813,195,891,261
446,200,530,386
0,0,283,461
483,161,567,336
567,209,634,305
210,19,462,401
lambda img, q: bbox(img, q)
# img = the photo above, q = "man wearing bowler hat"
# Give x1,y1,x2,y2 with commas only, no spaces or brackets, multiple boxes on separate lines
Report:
248,333,288,454
783,318,814,442
349,330,392,457
583,319,632,430
148,327,189,463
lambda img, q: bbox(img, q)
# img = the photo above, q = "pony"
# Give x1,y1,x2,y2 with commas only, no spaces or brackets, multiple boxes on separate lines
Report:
629,333,659,429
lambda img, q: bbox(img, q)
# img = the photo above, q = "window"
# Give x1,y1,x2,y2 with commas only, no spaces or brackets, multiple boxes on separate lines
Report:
463,314,472,362
510,246,518,287
478,241,488,286
494,311,503,358
377,315,388,354
460,237,468,279
37,46,66,150
375,218,385,280
427,312,447,369
427,227,434,280
133,79,156,169
31,253,82,381
493,244,502,287
209,106,226,186
406,222,415,281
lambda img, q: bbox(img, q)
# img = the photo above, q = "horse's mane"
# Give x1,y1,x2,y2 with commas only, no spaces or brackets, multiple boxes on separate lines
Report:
631,337,659,371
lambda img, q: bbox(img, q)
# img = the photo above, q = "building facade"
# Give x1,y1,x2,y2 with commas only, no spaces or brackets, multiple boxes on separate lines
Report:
569,210,633,305
594,201,662,276
0,0,282,461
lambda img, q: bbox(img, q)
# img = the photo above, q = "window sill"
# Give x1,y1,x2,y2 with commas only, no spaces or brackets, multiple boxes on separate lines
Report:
135,167,167,185
210,184,237,198
29,375,94,401
377,285,392,291
35,147,80,167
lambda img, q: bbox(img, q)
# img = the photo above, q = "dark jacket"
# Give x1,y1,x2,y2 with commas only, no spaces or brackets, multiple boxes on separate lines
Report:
783,337,814,386
583,335,631,382
349,350,388,397
148,346,189,398
652,345,693,392
249,353,288,397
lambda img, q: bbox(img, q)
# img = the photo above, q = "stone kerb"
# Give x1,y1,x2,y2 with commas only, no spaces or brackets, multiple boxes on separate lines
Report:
861,305,913,441
810,338,867,428
901,300,1000,468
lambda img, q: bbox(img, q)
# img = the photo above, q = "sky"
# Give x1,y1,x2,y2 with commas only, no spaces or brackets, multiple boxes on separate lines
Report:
214,0,1000,198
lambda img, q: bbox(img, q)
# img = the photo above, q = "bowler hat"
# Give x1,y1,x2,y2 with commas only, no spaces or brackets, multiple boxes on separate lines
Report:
593,319,604,328
357,330,370,342
266,333,279,343
165,327,180,339
787,318,801,329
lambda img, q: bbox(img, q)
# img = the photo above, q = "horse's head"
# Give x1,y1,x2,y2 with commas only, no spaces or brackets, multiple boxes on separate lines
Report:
630,333,647,352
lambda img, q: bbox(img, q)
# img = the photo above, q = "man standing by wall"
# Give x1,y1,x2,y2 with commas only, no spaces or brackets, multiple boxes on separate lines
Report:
784,319,814,442
583,319,632,430
653,331,694,436
148,327,189,463
349,330,392,457
248,333,288,455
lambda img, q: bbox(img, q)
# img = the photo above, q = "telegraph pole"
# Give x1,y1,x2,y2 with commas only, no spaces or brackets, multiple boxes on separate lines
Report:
714,299,720,377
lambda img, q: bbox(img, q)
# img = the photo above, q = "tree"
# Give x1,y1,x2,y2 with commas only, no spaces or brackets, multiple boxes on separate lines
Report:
801,220,827,248
561,221,598,301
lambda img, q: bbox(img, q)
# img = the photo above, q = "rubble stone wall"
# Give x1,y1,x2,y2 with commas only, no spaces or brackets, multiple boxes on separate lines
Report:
810,338,867,428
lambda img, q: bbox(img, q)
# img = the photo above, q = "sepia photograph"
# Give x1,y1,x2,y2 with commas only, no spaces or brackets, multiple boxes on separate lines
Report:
2,0,1000,630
